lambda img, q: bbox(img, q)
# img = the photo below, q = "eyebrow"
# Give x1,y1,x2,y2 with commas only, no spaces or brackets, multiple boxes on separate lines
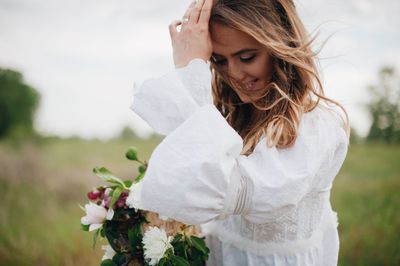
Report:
212,48,259,58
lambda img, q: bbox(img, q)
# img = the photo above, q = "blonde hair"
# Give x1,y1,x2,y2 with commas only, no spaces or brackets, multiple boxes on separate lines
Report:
210,0,349,155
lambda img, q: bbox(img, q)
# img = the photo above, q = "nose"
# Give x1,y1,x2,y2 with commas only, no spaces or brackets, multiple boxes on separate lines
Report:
227,62,245,82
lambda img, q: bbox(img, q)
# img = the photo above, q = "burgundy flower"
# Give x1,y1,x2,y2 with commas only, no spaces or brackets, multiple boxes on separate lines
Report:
87,190,102,201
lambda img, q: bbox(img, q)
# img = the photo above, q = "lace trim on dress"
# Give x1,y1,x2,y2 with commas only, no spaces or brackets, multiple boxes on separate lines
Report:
206,202,338,256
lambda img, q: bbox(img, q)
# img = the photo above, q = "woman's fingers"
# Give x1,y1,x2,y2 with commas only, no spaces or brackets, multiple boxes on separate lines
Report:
189,0,205,24
198,0,213,24
169,20,182,39
183,0,196,21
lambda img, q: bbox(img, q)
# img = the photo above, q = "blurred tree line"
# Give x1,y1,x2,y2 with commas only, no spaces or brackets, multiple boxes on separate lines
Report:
366,66,400,143
1,65,400,143
0,68,40,139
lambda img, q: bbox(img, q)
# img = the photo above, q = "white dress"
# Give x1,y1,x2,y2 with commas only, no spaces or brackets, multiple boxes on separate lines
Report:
128,59,349,266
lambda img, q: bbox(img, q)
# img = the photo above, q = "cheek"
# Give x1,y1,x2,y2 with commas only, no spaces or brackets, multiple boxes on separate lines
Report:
247,65,269,80
250,55,272,79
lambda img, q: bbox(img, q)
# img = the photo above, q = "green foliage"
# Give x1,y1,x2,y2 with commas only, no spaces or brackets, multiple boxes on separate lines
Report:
349,127,363,144
109,186,124,209
118,126,138,140
93,167,127,189
128,223,144,254
138,165,146,174
93,228,101,248
112,253,126,265
124,180,133,187
81,223,90,232
101,259,117,266
124,146,147,182
163,232,209,266
158,257,168,266
135,172,145,182
0,68,40,138
126,146,139,161
170,255,190,266
190,236,209,257
367,66,400,143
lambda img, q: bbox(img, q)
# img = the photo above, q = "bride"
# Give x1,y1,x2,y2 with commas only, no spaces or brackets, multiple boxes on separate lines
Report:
128,0,349,265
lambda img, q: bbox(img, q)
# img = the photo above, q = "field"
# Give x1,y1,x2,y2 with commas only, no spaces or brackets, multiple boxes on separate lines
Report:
0,138,399,265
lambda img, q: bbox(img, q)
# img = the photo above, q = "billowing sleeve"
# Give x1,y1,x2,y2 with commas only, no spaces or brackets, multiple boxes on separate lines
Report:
131,59,212,135
128,60,348,225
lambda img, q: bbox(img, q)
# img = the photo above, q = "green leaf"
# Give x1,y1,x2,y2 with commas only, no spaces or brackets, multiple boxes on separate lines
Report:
190,259,204,266
188,248,204,263
112,253,125,265
172,241,187,260
79,204,86,212
170,255,190,266
93,228,101,248
158,257,167,266
103,222,119,252
80,223,90,232
93,167,126,187
128,223,143,253
135,172,145,183
190,236,209,255
125,146,138,161
138,165,146,174
100,259,117,266
171,234,183,245
109,186,123,209
124,180,133,188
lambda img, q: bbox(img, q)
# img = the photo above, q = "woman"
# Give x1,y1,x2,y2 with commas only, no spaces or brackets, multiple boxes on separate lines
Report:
128,0,349,265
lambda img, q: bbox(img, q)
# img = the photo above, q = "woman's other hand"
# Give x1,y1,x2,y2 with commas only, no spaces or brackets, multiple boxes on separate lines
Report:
169,0,213,68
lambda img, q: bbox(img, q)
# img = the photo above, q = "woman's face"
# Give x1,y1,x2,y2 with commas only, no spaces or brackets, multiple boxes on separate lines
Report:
210,22,273,103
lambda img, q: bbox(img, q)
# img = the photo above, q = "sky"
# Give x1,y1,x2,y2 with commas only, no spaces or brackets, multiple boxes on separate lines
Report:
0,0,399,139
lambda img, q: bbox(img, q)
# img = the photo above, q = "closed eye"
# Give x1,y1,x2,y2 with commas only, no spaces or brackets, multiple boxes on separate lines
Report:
240,54,256,63
211,56,227,66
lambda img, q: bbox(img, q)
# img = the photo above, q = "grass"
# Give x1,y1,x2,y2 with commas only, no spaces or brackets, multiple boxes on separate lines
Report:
0,136,161,266
332,143,400,266
0,138,399,265
0,179,99,265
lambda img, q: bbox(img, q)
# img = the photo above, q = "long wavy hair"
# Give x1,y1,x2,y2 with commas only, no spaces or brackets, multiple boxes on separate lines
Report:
210,0,349,155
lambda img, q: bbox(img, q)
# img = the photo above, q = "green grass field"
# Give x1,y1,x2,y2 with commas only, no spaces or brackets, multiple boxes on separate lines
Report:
332,143,400,265
0,138,399,265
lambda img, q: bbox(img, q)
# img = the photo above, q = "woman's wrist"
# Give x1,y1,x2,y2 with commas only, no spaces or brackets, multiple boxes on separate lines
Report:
175,58,209,69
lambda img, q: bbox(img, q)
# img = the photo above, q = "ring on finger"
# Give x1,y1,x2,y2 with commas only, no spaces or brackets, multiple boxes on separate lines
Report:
182,17,189,23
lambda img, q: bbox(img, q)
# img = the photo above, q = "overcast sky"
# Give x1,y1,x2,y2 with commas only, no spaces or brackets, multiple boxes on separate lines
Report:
0,0,399,139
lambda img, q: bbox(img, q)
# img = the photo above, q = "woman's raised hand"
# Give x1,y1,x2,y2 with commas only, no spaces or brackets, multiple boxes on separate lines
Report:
169,0,213,68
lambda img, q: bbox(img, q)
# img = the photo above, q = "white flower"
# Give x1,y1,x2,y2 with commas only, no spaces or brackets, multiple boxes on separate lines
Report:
142,227,173,266
81,202,114,231
101,245,116,261
104,187,113,196
126,182,143,209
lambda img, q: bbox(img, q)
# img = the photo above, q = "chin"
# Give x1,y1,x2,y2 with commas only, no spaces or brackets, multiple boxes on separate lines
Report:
239,96,252,104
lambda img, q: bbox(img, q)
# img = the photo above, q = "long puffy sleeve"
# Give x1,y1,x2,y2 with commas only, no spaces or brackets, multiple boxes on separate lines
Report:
128,59,348,225
131,59,213,135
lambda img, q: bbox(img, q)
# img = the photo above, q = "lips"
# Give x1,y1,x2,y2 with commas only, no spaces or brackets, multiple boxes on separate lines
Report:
244,79,258,90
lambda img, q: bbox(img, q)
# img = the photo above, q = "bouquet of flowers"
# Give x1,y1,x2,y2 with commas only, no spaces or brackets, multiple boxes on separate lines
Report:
80,147,210,266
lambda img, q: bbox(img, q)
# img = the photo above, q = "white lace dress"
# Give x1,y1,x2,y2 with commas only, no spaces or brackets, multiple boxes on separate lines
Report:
128,59,348,266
